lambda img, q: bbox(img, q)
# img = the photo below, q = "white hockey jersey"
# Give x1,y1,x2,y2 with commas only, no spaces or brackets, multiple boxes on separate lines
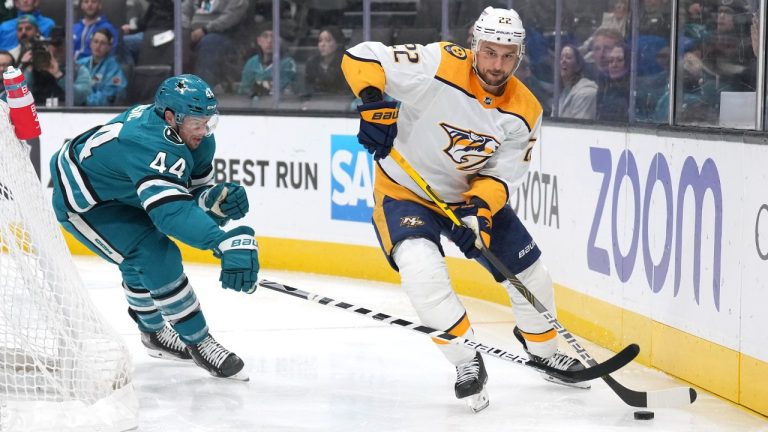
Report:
342,41,542,216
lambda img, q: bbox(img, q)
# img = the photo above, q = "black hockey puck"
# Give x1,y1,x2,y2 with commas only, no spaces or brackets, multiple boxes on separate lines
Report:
633,410,654,420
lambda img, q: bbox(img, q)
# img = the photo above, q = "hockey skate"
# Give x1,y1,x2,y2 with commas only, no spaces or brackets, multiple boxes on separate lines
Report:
129,307,192,362
141,325,193,362
455,353,489,413
186,334,249,381
514,326,590,389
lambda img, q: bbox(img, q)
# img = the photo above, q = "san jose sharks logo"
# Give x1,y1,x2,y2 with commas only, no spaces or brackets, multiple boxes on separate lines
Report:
440,123,500,171
163,126,184,145
175,79,195,95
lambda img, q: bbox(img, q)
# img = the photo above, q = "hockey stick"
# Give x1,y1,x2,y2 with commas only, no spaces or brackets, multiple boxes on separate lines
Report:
388,148,697,408
259,279,638,383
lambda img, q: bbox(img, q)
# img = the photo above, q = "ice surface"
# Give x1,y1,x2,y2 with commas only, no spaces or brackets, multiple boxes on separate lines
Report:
74,257,767,432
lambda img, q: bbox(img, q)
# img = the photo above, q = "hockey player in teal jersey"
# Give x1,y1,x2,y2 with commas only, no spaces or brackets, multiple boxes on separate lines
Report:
50,74,257,381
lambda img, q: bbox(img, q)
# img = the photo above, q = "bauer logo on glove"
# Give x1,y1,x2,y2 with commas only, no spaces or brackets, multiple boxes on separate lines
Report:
360,106,398,124
356,100,399,160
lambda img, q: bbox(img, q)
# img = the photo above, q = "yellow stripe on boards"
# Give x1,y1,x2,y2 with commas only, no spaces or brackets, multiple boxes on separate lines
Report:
741,353,768,416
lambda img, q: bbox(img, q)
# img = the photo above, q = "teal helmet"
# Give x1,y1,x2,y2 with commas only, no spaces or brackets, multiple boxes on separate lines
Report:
154,74,218,124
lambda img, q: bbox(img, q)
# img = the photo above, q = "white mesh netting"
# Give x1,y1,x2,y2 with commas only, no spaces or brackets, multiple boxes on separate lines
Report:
0,103,137,431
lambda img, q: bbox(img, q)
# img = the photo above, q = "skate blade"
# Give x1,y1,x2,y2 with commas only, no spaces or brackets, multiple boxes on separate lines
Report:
221,370,250,382
543,374,591,389
464,389,489,413
146,349,193,363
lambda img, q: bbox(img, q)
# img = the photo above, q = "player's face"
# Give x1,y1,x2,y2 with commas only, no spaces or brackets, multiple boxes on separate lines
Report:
177,115,218,150
474,41,520,87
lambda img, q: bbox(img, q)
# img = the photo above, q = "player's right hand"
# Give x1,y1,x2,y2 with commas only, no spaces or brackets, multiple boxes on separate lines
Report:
449,197,492,259
356,100,399,160
213,226,259,294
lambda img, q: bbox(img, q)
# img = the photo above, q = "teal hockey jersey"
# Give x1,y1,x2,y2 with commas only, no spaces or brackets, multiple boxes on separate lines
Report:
51,104,225,250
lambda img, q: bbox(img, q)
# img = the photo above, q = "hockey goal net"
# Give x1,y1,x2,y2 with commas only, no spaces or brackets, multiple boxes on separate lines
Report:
0,102,137,431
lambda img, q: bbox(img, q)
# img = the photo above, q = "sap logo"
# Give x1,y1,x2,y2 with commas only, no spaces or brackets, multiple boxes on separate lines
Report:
588,147,723,310
400,216,424,228
331,135,374,222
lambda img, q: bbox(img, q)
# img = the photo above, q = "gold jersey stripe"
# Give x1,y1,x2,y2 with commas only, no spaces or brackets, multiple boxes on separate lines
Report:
341,52,386,97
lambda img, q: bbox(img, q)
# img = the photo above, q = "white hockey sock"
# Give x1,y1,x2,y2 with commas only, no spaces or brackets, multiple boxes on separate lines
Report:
503,258,558,358
393,237,476,366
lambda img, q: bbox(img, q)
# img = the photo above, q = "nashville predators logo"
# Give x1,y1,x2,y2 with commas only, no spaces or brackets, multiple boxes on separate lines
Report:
443,44,467,60
440,123,500,171
400,216,425,228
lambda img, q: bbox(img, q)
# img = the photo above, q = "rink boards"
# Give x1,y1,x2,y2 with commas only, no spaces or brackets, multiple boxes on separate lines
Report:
35,112,768,417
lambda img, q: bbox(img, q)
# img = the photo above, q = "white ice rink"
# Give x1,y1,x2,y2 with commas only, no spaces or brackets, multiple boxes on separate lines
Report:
76,256,768,432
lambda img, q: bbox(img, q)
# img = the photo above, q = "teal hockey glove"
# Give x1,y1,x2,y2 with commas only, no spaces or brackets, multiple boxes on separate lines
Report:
200,183,249,224
214,226,259,294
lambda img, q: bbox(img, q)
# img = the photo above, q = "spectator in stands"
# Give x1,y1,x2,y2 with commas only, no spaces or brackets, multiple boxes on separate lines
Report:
639,0,671,39
596,44,630,122
0,0,55,51
579,0,629,54
237,22,297,104
77,28,126,106
304,26,348,96
121,0,175,64
654,39,717,124
515,54,552,117
182,0,249,90
635,46,670,122
557,44,597,120
8,13,38,64
684,2,709,41
704,0,756,92
582,27,623,80
21,22,91,106
73,0,118,60
253,1,306,44
0,50,16,99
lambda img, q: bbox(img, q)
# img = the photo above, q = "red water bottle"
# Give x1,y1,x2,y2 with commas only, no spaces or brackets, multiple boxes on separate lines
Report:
3,66,41,140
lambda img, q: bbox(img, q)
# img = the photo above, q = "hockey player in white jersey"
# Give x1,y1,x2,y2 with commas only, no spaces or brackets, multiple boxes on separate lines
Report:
341,7,587,412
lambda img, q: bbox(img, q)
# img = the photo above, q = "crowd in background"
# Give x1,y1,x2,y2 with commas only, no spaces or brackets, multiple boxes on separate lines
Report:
0,0,761,128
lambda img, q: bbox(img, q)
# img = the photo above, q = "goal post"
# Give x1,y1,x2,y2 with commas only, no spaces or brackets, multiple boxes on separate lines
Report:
0,102,138,431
